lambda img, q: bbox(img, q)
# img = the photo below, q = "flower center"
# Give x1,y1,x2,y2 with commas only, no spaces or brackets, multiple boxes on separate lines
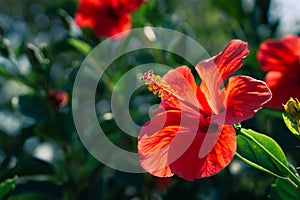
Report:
141,70,218,133
108,6,120,19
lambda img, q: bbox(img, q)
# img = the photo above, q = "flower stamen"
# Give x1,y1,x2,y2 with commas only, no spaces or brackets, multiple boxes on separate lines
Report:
141,70,208,115
141,70,178,102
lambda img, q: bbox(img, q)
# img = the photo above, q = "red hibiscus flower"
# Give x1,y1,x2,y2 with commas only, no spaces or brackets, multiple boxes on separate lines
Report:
257,35,300,109
138,40,272,181
75,0,146,39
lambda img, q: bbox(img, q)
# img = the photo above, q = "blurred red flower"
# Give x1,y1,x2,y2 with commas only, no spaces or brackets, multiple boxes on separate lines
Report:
75,0,146,39
138,40,272,181
257,35,300,109
47,89,69,109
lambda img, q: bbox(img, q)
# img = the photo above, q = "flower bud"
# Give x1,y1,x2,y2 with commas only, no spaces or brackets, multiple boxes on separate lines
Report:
47,89,69,109
283,97,300,121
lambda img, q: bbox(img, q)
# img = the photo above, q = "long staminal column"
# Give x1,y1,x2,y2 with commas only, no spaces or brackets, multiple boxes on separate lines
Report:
141,70,178,102
140,70,207,116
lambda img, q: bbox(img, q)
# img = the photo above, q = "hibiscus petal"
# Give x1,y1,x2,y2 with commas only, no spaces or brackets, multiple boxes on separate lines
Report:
139,127,175,177
75,0,133,39
94,9,131,38
139,108,206,177
196,40,249,113
257,35,300,72
213,75,272,125
138,111,177,177
264,71,300,109
118,0,146,12
163,66,198,104
156,66,211,115
75,0,103,28
169,125,236,181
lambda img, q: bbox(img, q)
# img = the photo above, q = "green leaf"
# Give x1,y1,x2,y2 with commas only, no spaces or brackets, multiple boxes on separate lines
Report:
0,176,17,200
269,178,300,200
68,38,91,55
236,128,289,178
282,112,300,138
7,180,62,200
26,43,49,72
9,193,53,200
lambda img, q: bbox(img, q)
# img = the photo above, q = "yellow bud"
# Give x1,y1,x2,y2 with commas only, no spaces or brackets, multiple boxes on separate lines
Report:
283,97,300,121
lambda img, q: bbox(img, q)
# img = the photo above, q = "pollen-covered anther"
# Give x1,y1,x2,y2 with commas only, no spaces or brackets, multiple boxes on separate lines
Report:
141,70,178,101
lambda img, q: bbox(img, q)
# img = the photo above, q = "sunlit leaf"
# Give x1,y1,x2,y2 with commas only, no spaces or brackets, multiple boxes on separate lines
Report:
236,128,289,178
282,112,300,138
